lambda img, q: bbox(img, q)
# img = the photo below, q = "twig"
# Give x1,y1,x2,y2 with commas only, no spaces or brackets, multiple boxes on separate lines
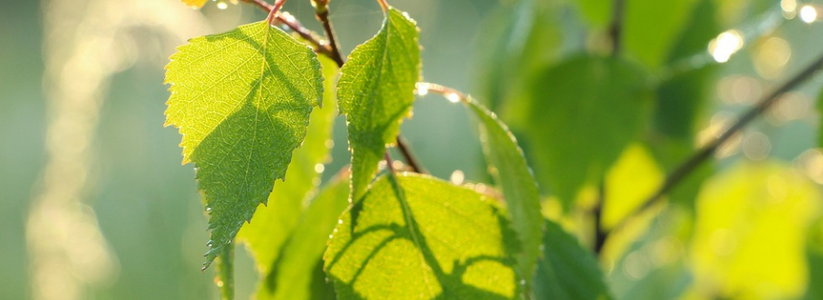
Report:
608,0,626,57
594,0,626,255
384,151,396,173
396,136,426,174
240,0,335,59
613,51,823,232
316,10,346,67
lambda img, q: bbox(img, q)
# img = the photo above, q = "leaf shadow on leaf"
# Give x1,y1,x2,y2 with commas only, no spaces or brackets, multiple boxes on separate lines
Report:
326,177,520,299
192,29,317,263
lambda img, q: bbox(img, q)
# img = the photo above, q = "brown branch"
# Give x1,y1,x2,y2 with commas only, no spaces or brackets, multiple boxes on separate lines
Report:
316,10,346,67
240,0,335,59
612,51,823,233
608,0,626,57
396,136,426,174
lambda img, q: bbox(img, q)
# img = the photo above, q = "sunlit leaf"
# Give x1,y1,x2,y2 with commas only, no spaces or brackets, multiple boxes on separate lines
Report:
337,7,420,201
690,161,823,299
181,0,207,9
534,219,612,300
525,55,649,208
258,174,350,300
324,174,521,299
465,98,542,286
164,21,323,267
603,144,663,230
568,0,611,27
236,54,338,277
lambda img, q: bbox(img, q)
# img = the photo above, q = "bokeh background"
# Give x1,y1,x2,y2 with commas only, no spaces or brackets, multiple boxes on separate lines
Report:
3,0,823,299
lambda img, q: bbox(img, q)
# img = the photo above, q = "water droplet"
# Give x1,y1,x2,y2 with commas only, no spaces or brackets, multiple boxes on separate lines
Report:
207,242,213,247
314,163,325,174
216,1,228,9
520,280,526,286
325,139,335,149
206,207,212,212
449,170,465,185
329,234,334,239
445,93,461,103
415,83,429,96
338,219,343,224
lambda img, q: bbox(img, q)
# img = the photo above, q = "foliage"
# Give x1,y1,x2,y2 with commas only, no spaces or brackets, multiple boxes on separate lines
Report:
163,0,823,299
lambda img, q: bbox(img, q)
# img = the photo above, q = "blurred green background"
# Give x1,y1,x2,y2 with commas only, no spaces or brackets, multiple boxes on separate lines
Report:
3,0,823,299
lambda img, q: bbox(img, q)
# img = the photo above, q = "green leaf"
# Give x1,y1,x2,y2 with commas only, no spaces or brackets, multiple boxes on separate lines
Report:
324,174,522,299
623,0,698,69
473,0,561,113
689,161,822,299
568,0,611,27
164,21,323,267
805,218,823,300
465,99,543,285
525,55,649,208
654,0,720,140
337,7,420,201
236,54,338,277
817,89,823,148
534,219,612,300
258,174,350,300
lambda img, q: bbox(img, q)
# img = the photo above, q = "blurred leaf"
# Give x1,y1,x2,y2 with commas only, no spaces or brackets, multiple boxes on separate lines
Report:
624,0,698,69
817,90,823,148
568,0,612,27
337,7,420,201
534,219,612,300
181,0,207,8
236,55,338,275
654,0,719,139
258,175,350,300
690,161,822,299
164,21,323,267
603,144,664,230
525,55,649,208
465,98,543,286
473,0,561,113
324,174,521,299
805,218,823,300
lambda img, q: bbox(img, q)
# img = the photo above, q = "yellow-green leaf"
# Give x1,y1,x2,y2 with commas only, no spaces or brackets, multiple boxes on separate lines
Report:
337,7,420,201
164,21,323,268
324,174,521,299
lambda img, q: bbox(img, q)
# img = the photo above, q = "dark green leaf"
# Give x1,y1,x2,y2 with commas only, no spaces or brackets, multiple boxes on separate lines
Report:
324,174,522,299
534,219,612,300
337,7,420,201
525,55,649,207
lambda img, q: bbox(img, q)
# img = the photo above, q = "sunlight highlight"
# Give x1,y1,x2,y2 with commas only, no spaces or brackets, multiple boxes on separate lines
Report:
708,30,744,63
800,5,818,23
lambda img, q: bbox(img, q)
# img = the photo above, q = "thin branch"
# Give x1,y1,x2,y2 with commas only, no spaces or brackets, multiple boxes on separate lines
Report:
384,151,396,174
240,0,335,59
613,51,823,232
396,136,427,174
316,9,346,67
608,0,626,57
593,180,607,254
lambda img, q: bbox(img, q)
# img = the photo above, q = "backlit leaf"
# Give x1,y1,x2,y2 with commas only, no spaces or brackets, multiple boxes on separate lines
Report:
258,174,350,300
524,55,649,208
324,174,521,299
164,21,323,267
690,161,822,299
465,98,543,286
623,0,698,69
534,219,612,300
337,7,420,201
236,54,338,278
